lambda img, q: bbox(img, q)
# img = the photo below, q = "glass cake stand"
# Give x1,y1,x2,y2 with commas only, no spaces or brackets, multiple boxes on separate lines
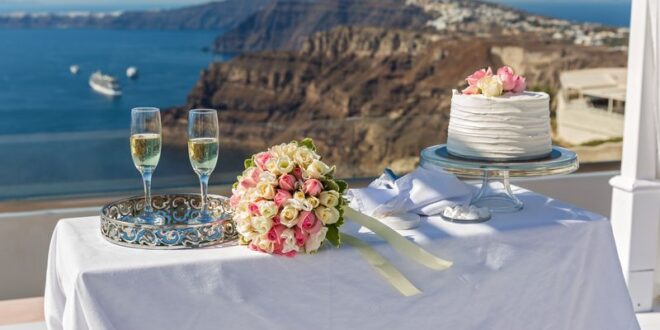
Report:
419,145,579,223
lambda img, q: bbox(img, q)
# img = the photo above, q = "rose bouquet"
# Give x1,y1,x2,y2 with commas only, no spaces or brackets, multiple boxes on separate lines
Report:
462,66,526,97
230,138,347,256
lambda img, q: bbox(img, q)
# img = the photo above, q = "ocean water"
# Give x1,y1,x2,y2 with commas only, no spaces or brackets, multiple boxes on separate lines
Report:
0,29,248,200
508,2,631,28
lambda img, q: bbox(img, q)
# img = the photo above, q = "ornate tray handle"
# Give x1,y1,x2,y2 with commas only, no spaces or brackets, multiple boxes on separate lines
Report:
100,194,238,249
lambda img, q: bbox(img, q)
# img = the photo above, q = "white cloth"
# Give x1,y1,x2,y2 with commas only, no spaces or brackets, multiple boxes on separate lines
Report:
348,167,472,217
45,187,639,330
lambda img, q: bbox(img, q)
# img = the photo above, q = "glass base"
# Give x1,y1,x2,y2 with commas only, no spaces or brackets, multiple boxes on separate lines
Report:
471,170,523,213
134,212,166,225
189,212,216,224
441,170,522,224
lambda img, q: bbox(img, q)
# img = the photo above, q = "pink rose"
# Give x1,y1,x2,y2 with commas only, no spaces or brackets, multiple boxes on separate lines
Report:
466,67,492,86
297,211,322,234
303,179,323,196
497,66,517,91
294,226,308,246
278,174,297,191
248,202,260,216
267,224,287,244
292,167,303,180
274,189,292,207
240,167,261,189
229,194,241,208
512,75,526,93
254,152,273,170
272,215,281,225
462,85,479,95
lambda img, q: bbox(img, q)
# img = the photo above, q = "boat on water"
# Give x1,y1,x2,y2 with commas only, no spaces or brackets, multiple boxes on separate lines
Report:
89,71,122,96
69,65,80,75
126,66,138,79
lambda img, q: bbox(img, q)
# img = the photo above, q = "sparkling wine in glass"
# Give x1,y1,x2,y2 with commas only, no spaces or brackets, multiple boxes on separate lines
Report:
188,109,220,223
130,107,164,224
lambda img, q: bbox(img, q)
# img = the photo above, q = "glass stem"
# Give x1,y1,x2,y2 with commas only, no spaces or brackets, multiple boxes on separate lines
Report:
199,174,210,215
141,169,153,214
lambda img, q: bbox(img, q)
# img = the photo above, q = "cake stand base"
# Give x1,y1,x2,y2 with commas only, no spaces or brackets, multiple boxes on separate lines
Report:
471,170,523,213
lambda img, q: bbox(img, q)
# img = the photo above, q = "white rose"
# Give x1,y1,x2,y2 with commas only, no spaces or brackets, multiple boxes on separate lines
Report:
256,181,276,199
305,160,331,179
265,158,281,175
294,147,319,167
253,236,274,253
279,206,300,228
283,143,298,159
236,217,252,235
258,171,278,185
477,75,503,97
251,216,272,235
314,206,340,225
293,190,306,201
307,196,320,209
258,200,278,219
280,228,299,254
276,156,295,174
241,230,259,243
319,190,340,207
305,227,328,253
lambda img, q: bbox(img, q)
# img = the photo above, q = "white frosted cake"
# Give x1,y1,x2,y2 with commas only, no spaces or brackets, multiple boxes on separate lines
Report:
447,90,552,161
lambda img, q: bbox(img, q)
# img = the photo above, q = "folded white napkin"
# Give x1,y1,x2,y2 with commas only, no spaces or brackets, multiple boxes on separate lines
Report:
347,167,473,219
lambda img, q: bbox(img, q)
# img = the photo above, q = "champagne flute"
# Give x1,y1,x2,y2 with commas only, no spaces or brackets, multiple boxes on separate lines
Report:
130,107,164,224
188,109,220,223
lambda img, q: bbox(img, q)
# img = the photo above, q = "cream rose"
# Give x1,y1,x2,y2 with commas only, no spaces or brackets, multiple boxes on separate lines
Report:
279,205,300,228
319,190,340,207
280,228,299,254
258,171,278,185
304,160,331,179
256,181,276,199
276,156,295,174
314,205,340,225
294,147,319,167
251,216,273,235
254,236,275,254
258,200,278,219
293,190,306,201
306,196,320,209
305,227,328,252
477,75,503,97
265,158,281,175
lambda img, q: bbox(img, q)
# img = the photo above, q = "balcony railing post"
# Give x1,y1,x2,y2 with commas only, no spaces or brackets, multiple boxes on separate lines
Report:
609,0,660,313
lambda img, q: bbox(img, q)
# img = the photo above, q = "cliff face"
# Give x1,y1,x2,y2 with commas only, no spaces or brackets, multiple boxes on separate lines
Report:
0,0,269,30
165,27,626,176
213,0,431,53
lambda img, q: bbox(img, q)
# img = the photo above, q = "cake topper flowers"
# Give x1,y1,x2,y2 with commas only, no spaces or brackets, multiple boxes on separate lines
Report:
230,138,347,256
462,66,526,97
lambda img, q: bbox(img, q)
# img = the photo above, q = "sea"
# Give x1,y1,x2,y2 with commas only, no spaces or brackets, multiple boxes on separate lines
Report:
0,2,632,200
0,29,248,200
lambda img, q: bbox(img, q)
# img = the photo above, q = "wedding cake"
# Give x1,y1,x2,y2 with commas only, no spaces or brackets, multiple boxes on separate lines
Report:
446,66,552,161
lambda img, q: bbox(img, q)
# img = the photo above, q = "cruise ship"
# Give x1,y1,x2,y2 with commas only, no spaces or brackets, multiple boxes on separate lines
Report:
88,71,122,96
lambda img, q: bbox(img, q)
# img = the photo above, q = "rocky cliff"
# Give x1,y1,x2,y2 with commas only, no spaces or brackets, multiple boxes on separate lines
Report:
213,0,431,52
0,0,269,30
164,27,627,176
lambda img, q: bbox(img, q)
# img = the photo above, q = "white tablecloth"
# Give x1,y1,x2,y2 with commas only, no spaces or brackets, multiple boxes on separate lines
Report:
45,187,639,330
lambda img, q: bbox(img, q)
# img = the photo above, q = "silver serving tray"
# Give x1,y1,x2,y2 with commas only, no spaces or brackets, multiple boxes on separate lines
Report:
101,194,238,249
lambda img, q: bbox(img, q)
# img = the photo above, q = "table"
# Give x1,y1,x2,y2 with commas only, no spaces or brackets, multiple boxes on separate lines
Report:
45,187,640,330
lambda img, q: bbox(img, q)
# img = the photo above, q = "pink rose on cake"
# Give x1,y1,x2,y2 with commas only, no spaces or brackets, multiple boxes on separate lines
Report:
462,65,526,97
230,138,347,256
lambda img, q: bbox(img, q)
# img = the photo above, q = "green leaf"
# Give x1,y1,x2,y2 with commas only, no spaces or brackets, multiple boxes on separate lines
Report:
335,180,348,194
232,182,238,190
244,157,254,169
325,225,341,247
299,137,316,151
322,178,340,192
